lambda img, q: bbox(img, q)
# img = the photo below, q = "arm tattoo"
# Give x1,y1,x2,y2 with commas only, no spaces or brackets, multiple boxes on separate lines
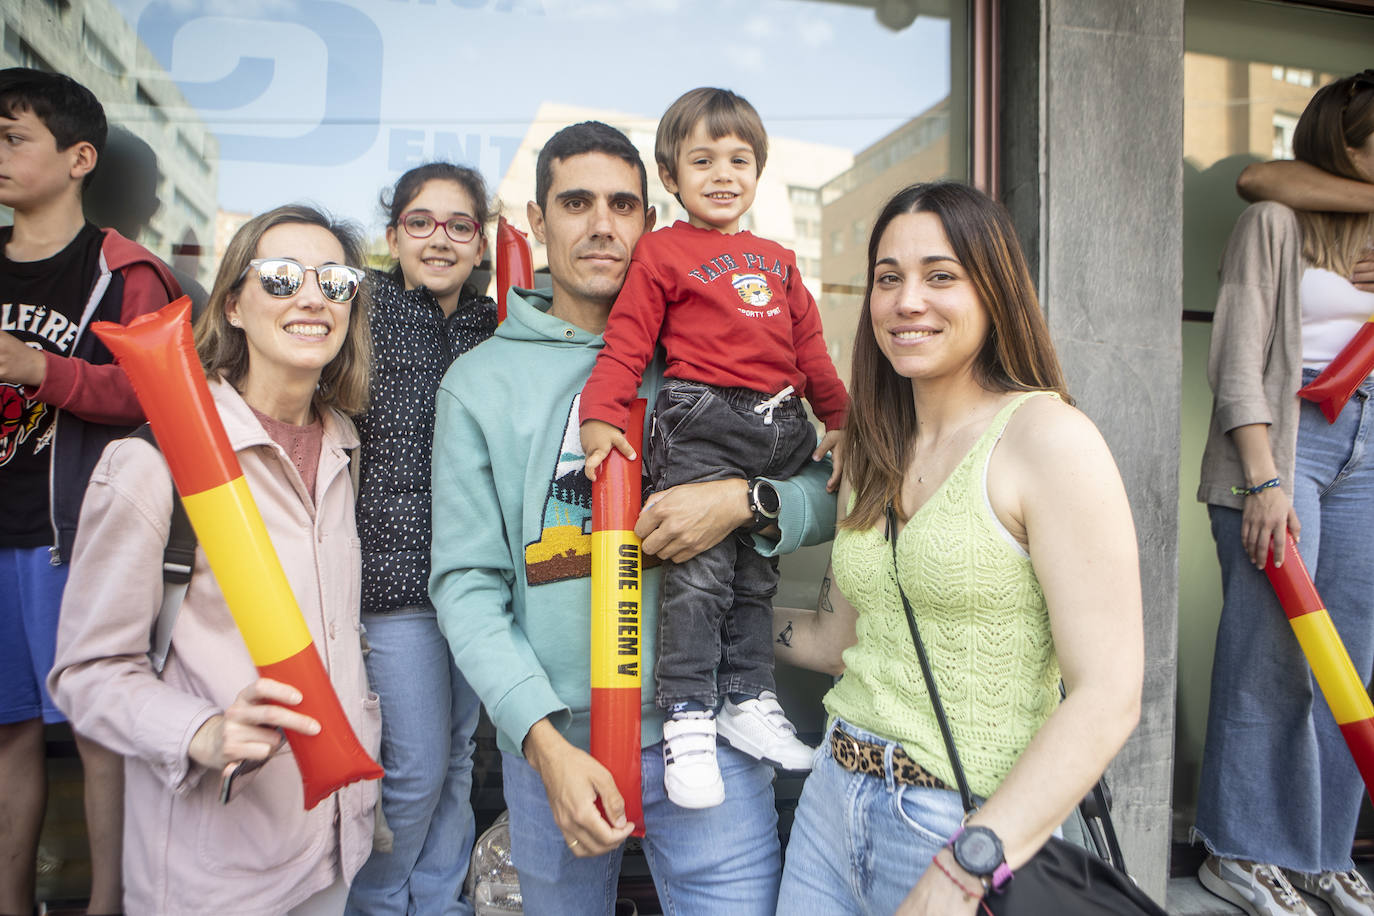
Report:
819,576,834,614
776,621,794,647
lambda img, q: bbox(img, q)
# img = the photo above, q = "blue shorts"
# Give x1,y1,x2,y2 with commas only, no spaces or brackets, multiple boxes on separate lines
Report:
0,546,68,724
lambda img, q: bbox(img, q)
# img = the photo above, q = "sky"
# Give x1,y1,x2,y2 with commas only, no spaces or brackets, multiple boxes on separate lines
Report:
111,0,952,232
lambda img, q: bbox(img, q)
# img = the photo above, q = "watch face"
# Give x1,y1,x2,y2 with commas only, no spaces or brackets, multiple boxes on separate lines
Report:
954,827,1004,875
754,481,780,516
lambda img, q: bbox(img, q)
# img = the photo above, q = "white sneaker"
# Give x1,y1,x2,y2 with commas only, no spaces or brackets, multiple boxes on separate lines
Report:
1287,868,1374,916
662,709,724,809
1198,856,1317,916
716,691,815,771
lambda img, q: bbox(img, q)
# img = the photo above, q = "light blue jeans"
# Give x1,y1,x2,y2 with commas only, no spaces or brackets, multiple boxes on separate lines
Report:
1196,373,1374,873
501,742,781,915
346,610,481,916
777,718,965,915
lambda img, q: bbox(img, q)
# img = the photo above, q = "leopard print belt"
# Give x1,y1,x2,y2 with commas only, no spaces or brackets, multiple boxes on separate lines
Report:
829,728,949,790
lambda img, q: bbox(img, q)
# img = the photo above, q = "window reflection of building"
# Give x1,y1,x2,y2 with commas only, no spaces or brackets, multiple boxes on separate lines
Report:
817,97,952,381
1,0,218,288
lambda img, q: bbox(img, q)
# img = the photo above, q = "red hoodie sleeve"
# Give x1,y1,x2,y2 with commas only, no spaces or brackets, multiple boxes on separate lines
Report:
787,266,849,429
580,258,669,430
28,259,181,426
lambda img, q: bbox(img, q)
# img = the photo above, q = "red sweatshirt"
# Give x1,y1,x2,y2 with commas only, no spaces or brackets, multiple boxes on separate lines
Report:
581,222,848,431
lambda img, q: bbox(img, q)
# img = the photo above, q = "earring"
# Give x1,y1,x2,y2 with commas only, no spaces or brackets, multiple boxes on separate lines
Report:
229,317,242,328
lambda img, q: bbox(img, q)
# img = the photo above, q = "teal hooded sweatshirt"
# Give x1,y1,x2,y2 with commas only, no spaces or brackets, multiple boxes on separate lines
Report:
430,287,836,757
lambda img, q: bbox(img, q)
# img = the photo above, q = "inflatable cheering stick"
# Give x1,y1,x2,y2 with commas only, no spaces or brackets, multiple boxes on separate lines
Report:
1265,532,1374,795
590,399,647,836
93,298,384,810
495,215,533,324
1300,311,1374,422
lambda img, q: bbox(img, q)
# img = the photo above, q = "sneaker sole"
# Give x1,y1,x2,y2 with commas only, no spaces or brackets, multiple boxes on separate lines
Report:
1198,862,1292,916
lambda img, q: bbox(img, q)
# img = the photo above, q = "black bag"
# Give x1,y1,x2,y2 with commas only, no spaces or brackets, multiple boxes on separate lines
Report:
983,833,1163,915
884,504,1166,916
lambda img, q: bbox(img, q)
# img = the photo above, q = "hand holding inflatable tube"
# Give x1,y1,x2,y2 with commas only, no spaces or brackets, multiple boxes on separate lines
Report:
495,216,533,324
590,399,646,836
1265,532,1374,795
93,297,383,810
1299,312,1374,422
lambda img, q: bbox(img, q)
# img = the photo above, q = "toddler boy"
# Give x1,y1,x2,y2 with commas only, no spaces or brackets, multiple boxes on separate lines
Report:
580,87,847,809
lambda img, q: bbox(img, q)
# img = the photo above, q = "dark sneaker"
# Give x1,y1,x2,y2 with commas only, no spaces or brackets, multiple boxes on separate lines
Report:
1199,856,1317,916
1286,868,1374,916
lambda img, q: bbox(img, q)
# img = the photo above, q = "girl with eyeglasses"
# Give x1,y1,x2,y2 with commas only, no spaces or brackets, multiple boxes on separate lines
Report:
1193,72,1374,916
345,163,497,916
50,205,379,914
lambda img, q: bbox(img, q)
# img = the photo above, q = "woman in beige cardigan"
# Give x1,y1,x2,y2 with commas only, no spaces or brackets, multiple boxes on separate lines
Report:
1194,72,1374,916
50,205,379,916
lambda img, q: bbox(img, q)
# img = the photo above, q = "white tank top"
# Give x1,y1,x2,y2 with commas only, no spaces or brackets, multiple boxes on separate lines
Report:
1301,267,1374,371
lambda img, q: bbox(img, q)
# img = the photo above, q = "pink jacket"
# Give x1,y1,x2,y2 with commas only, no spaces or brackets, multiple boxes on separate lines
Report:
50,377,380,916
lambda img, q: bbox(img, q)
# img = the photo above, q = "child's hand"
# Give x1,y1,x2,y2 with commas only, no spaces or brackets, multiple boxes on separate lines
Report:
581,419,636,482
814,428,844,492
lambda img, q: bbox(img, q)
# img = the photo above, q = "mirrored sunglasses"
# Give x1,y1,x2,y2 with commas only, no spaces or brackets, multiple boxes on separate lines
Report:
239,258,363,303
399,211,480,244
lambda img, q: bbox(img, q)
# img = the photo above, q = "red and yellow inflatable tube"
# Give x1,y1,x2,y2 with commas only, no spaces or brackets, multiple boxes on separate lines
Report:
93,298,383,810
1300,314,1374,423
1266,532,1374,795
590,399,646,836
495,215,533,324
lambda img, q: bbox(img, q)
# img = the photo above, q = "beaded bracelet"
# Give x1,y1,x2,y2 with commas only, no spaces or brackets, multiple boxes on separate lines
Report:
1230,477,1280,497
931,853,996,915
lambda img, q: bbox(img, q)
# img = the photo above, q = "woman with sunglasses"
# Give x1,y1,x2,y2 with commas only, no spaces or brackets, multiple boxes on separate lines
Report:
345,163,496,916
50,205,378,915
1192,73,1374,916
770,182,1144,915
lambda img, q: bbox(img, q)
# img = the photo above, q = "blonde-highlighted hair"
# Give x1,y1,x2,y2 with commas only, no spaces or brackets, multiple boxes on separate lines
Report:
844,182,1071,532
1293,71,1374,276
655,87,768,182
194,204,372,415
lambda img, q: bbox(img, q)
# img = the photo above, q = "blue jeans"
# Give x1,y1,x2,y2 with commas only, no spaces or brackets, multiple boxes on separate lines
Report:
648,380,815,707
346,610,481,916
1196,373,1374,872
777,719,965,915
0,546,68,724
501,742,781,915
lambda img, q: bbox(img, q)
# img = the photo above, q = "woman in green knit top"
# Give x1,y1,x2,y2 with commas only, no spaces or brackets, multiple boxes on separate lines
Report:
773,182,1145,915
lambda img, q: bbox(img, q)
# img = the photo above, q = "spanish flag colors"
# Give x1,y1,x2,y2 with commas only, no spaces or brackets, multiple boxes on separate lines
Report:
1300,312,1374,422
1265,532,1374,795
93,298,383,810
590,399,646,835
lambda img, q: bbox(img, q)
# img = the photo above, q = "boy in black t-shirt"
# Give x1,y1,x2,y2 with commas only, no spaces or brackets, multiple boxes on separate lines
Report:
0,68,180,915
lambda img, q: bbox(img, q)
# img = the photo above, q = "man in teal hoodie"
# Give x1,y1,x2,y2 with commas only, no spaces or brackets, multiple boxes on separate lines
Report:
430,121,835,915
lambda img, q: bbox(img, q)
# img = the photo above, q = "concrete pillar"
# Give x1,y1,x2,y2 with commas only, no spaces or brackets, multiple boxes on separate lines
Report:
1000,0,1183,902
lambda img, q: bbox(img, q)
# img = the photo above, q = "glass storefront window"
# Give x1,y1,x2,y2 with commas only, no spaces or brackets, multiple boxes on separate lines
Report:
4,0,973,904
1177,0,1374,833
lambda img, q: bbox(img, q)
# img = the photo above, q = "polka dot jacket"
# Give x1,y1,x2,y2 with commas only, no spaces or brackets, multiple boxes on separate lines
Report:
354,270,497,613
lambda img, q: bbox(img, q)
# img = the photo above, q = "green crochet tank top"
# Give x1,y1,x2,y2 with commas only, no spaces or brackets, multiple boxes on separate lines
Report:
825,392,1061,799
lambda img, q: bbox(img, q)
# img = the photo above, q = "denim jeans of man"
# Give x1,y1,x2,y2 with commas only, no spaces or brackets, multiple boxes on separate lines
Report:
346,609,481,916
501,742,780,915
1196,373,1374,872
648,380,815,708
777,718,966,915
